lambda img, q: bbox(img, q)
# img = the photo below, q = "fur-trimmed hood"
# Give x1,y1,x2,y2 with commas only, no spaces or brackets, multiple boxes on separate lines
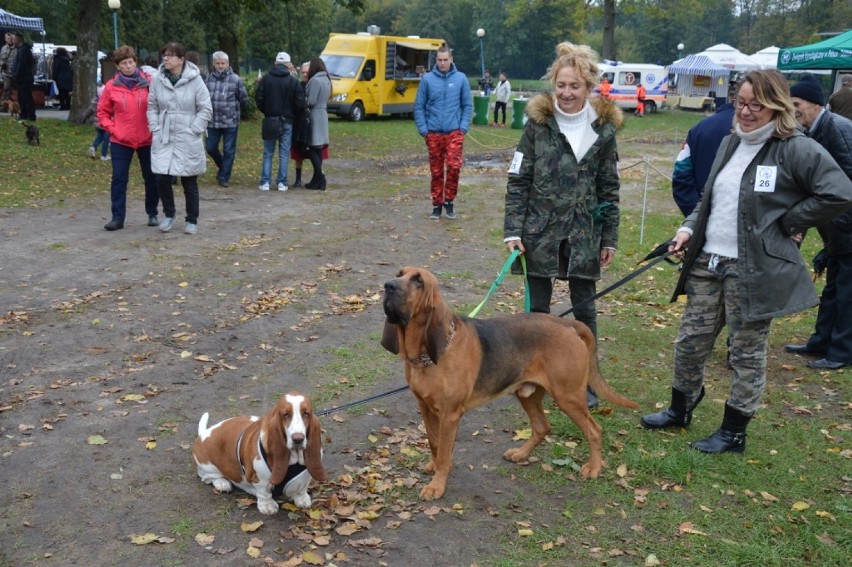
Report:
525,93,624,130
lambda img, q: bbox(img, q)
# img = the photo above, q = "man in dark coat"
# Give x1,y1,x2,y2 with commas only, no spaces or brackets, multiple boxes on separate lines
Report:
11,33,35,120
786,74,852,369
254,51,305,192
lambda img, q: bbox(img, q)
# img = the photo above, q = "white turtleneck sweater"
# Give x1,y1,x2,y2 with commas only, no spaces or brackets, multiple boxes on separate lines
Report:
702,120,776,259
553,101,598,162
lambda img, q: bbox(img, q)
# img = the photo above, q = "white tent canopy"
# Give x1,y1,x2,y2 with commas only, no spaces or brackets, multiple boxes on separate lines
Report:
698,43,761,71
750,46,780,69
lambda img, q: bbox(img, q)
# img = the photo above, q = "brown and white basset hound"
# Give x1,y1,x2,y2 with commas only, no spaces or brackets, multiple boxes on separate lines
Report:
192,393,327,515
381,267,639,500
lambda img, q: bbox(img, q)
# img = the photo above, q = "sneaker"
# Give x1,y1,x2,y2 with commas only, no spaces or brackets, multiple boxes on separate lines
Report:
159,217,175,232
87,146,96,159
277,183,288,192
184,222,197,235
430,205,442,220
218,179,228,188
444,201,457,220
101,155,111,161
147,215,159,227
259,183,270,191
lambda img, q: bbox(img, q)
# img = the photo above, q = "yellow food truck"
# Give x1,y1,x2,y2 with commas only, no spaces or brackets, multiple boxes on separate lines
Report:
321,29,445,121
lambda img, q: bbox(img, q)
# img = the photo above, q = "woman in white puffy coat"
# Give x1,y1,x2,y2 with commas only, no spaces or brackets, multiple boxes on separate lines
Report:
147,42,212,235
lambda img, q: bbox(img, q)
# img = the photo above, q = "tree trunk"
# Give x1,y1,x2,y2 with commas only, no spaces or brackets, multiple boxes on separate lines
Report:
602,0,616,61
70,0,101,124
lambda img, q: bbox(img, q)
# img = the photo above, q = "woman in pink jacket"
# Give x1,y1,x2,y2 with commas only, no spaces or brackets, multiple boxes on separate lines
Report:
97,45,160,231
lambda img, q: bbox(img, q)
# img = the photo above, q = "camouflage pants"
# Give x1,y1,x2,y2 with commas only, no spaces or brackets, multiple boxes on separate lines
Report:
425,130,465,206
673,252,771,415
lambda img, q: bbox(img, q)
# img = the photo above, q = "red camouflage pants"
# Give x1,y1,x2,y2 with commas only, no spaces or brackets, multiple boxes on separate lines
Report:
425,130,465,205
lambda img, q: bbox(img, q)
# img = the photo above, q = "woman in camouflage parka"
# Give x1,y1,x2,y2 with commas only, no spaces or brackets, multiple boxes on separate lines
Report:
504,43,622,328
504,42,623,408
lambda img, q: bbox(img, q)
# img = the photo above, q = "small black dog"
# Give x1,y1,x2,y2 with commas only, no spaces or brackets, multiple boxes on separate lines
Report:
22,122,40,146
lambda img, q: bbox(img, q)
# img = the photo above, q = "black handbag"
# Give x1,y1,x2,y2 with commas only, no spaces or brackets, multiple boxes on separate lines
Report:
261,116,284,140
293,109,311,149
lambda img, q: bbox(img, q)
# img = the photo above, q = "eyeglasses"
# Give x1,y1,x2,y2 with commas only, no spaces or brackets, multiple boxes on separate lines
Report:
735,99,765,113
161,53,180,59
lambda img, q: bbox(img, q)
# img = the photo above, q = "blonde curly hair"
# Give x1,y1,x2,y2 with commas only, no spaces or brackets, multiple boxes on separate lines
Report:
544,42,601,91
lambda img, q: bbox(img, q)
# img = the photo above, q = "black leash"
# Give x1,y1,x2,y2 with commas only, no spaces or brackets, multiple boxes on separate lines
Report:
315,384,411,417
557,246,677,318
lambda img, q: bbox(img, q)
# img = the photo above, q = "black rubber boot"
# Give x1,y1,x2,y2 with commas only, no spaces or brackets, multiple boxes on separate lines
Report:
640,386,704,429
293,168,302,188
690,402,751,454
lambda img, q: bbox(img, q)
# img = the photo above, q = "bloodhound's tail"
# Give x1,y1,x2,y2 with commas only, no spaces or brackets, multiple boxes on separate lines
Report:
573,321,639,409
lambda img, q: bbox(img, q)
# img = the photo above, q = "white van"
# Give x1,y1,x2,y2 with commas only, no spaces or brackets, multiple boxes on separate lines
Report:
595,62,668,112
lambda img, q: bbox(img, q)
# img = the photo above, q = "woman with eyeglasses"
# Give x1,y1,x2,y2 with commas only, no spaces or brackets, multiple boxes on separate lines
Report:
147,42,212,235
641,70,852,454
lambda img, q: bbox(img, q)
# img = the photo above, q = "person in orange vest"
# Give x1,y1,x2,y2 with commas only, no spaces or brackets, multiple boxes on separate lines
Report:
598,76,611,100
635,83,646,117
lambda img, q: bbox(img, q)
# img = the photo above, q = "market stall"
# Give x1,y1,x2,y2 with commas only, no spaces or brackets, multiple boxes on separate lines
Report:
0,8,48,106
667,54,731,108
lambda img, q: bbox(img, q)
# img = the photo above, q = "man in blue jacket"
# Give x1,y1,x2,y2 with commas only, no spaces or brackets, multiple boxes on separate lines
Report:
414,45,473,220
671,84,737,216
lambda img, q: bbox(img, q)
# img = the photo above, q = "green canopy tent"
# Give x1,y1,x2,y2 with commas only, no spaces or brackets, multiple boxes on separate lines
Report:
777,30,852,70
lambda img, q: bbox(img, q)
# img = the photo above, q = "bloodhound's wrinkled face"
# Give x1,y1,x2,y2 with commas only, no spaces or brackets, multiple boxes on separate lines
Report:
382,267,439,326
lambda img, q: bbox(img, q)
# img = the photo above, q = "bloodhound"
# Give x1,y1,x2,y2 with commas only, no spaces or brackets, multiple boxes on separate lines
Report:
381,267,638,501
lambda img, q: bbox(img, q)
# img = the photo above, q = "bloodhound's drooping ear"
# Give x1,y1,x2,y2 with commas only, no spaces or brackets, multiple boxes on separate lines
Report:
381,321,400,355
305,413,328,482
267,406,291,486
419,269,452,365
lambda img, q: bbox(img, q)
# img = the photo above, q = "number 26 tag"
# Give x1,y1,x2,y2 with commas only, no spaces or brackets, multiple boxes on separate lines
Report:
754,165,777,193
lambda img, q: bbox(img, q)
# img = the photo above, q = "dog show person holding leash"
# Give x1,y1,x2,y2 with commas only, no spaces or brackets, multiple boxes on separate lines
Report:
504,42,622,409
641,70,852,454
98,45,161,231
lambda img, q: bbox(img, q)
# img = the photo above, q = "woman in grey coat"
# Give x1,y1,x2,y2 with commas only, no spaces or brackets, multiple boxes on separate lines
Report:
641,70,852,453
304,58,332,190
147,42,212,234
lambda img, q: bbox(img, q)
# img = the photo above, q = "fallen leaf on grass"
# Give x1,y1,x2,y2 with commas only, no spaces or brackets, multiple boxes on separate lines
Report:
246,545,261,558
87,435,107,445
760,491,778,502
791,501,810,511
815,510,836,521
645,553,661,566
678,522,707,536
195,533,215,546
513,428,531,441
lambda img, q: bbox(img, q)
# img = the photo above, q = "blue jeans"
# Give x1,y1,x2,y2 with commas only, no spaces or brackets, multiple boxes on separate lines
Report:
109,142,159,222
260,122,293,186
92,128,110,157
206,126,238,183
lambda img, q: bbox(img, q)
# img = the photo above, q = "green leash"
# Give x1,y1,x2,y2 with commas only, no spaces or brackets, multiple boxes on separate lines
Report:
468,250,530,317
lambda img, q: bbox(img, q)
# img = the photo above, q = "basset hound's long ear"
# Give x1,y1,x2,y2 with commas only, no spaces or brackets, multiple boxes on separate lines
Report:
305,413,328,482
381,321,399,354
267,408,290,486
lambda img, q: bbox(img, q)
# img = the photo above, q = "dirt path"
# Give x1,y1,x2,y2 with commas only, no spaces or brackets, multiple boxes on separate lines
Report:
0,127,690,565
